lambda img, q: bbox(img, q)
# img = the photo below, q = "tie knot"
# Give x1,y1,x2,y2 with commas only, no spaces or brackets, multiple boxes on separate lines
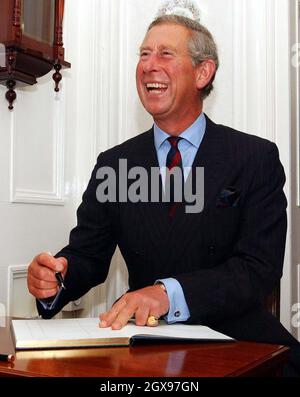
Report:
168,136,182,148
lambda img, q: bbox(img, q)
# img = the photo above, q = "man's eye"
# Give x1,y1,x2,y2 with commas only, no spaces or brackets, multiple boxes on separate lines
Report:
161,51,174,57
140,52,150,58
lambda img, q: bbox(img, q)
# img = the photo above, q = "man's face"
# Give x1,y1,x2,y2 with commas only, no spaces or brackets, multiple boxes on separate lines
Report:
136,23,202,129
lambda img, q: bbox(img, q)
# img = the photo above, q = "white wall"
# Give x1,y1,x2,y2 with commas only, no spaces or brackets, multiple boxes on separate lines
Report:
0,0,295,334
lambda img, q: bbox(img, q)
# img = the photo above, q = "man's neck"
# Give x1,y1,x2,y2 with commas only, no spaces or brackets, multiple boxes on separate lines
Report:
153,109,203,136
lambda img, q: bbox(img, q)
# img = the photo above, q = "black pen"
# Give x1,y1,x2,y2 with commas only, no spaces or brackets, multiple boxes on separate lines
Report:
0,354,15,362
55,272,66,290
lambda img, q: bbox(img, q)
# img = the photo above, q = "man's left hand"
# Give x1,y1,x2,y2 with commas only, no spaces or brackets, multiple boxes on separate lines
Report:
99,285,169,330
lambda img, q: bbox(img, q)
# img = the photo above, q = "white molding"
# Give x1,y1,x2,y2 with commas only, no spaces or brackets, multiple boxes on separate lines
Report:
232,0,248,132
10,87,65,206
233,0,292,329
265,0,277,143
116,0,129,144
273,0,292,330
7,264,28,317
96,0,111,154
232,0,277,142
90,0,102,160
97,0,129,153
10,190,65,206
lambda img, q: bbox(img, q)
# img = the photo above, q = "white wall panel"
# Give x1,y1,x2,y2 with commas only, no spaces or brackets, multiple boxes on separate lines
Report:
231,0,292,330
10,77,65,205
7,265,37,318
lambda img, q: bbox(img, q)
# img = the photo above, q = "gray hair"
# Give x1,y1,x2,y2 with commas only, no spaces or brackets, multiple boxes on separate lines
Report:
148,15,219,99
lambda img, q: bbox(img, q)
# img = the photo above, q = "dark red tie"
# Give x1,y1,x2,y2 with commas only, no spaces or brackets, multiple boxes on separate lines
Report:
166,137,183,218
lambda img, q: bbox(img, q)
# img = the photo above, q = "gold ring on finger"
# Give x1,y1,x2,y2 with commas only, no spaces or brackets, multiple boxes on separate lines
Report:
147,315,159,327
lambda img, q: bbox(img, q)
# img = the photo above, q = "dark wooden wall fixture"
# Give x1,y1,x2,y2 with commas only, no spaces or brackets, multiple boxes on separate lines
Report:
0,0,71,110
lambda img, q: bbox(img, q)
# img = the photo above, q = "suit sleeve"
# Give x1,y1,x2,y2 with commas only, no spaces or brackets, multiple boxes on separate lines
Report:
37,153,118,318
175,142,287,325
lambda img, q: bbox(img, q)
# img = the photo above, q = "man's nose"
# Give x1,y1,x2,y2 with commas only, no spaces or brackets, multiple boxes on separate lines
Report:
143,53,160,73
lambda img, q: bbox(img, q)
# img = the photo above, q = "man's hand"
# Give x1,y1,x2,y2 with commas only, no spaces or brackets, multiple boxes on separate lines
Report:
27,253,68,300
99,285,169,330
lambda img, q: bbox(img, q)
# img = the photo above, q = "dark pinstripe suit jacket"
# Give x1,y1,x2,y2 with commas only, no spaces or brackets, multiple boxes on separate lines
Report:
38,116,291,344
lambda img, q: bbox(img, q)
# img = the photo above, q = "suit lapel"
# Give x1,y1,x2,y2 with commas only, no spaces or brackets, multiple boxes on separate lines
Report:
127,129,170,248
192,115,230,209
165,116,232,262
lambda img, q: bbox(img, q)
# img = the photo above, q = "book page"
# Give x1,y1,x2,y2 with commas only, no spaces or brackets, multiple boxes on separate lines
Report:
12,318,233,350
128,322,234,341
12,318,129,343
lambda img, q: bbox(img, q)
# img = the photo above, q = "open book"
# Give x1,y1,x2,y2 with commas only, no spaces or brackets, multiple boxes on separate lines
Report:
12,317,234,350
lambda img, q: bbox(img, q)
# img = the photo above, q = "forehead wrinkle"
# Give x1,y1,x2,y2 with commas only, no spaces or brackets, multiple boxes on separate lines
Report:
139,44,178,52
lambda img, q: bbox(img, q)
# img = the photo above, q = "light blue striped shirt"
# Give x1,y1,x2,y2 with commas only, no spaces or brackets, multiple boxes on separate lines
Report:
154,113,206,323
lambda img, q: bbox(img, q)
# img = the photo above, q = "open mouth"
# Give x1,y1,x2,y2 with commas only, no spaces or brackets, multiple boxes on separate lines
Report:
146,83,168,94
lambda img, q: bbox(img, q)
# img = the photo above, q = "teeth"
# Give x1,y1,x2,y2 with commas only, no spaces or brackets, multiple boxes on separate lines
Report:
146,83,168,89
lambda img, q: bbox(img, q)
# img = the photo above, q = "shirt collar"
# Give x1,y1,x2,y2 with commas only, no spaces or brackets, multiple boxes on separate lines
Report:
154,113,206,151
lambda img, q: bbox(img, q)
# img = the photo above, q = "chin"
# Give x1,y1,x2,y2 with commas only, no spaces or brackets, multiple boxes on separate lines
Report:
146,110,168,120
142,102,168,116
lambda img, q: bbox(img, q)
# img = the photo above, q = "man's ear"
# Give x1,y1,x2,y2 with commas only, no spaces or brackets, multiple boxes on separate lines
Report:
195,60,216,90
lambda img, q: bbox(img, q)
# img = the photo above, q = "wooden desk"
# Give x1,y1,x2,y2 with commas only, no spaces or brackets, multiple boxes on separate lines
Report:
0,317,289,377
